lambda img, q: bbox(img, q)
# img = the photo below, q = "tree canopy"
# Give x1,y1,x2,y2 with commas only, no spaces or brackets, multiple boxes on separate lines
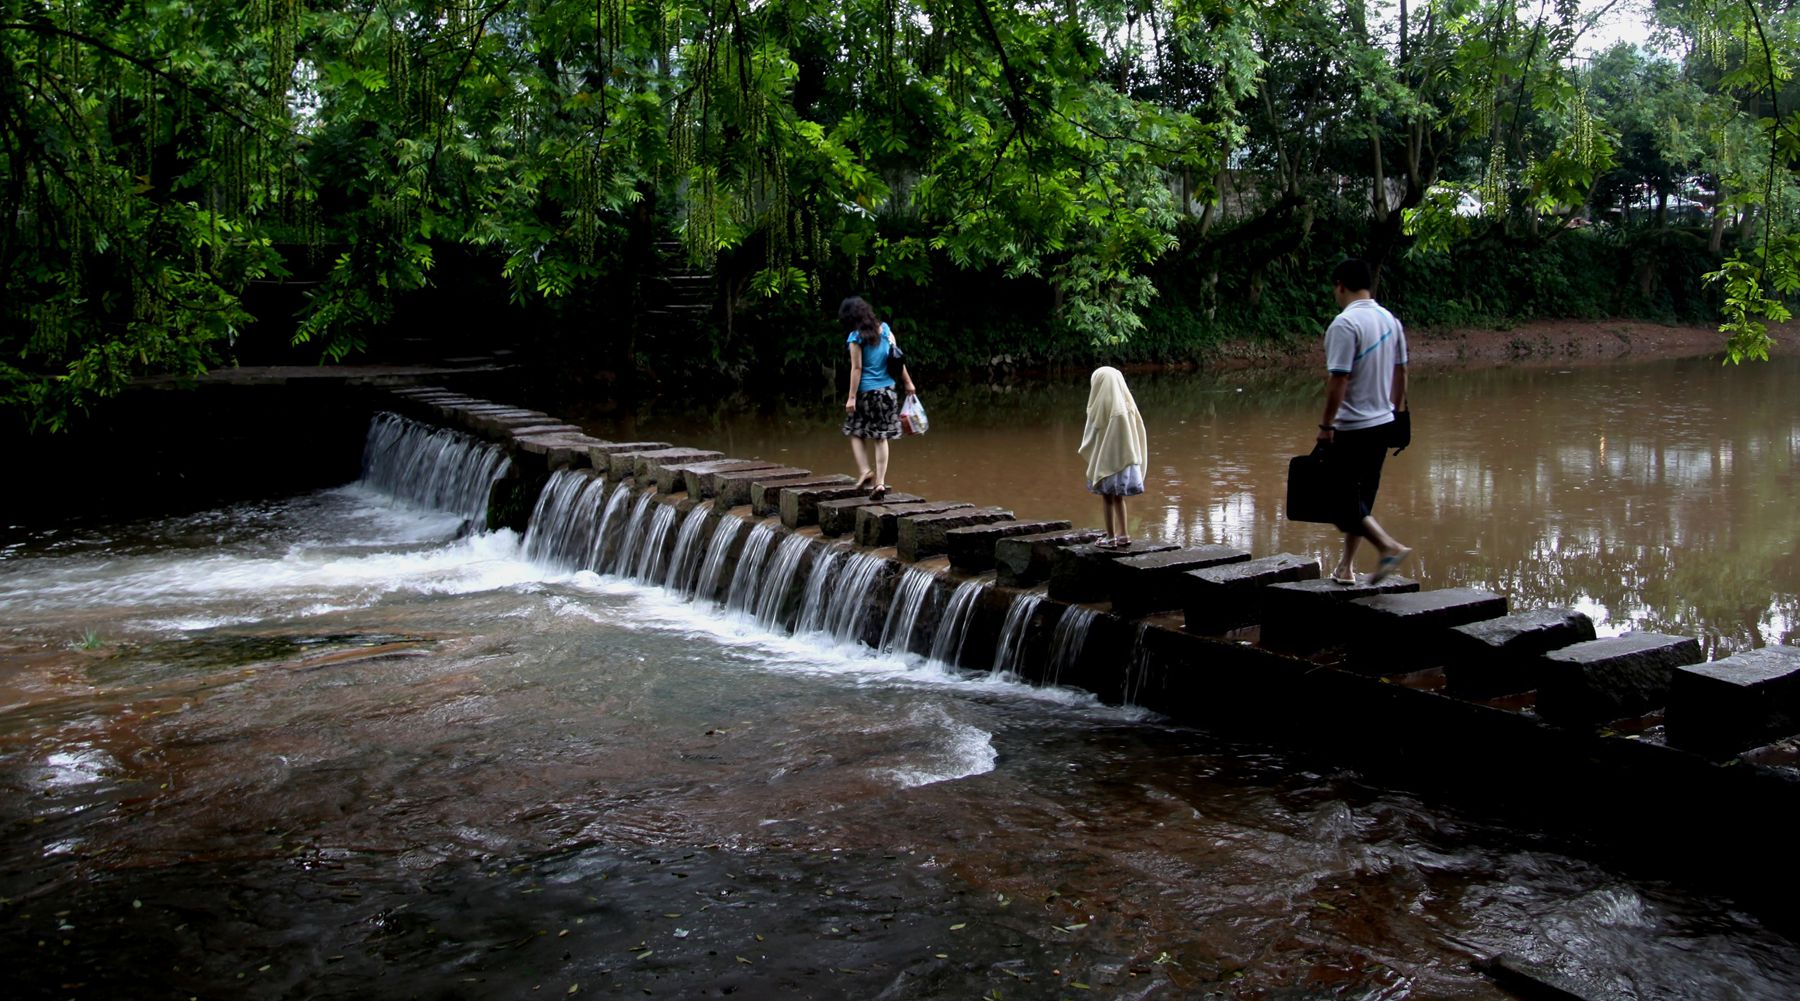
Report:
2,0,1796,430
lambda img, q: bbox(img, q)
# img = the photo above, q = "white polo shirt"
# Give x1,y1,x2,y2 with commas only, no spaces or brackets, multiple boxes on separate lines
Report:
1324,298,1406,431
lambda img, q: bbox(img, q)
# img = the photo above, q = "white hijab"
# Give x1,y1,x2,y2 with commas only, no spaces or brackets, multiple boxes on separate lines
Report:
1078,366,1148,486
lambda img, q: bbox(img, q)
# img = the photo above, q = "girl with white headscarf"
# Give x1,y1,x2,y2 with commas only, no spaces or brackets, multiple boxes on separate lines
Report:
1078,366,1148,547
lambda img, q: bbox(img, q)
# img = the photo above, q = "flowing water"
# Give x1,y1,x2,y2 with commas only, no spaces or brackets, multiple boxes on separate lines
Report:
585,355,1800,656
5,361,1800,998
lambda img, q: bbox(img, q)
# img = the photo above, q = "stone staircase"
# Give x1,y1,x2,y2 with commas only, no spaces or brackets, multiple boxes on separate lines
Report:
641,240,714,325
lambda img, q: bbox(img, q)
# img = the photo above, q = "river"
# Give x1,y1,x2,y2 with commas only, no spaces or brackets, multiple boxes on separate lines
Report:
2,356,1798,999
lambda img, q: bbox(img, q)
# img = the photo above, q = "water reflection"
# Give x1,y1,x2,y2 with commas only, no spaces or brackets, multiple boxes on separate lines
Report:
576,356,1800,655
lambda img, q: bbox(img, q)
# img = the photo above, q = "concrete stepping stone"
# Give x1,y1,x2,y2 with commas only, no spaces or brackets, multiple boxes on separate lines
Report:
753,475,850,517
1666,645,1800,757
632,448,725,484
583,441,669,470
1049,539,1181,603
515,433,605,470
1441,608,1597,697
945,519,1075,572
601,446,685,480
1248,576,1421,652
681,460,783,498
897,507,1015,562
817,493,923,537
1180,553,1320,633
994,528,1105,587
1338,587,1509,672
854,501,972,548
1535,631,1702,725
648,456,754,494
712,466,809,509
1107,545,1251,617
780,482,872,529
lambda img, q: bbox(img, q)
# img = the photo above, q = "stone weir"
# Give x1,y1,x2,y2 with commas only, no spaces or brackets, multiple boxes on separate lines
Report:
382,386,1800,906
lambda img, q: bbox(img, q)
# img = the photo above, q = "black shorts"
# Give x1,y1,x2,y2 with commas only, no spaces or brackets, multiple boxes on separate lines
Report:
1328,423,1391,532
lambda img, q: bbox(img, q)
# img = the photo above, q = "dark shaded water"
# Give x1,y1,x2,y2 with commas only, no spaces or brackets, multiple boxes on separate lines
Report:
3,358,1799,999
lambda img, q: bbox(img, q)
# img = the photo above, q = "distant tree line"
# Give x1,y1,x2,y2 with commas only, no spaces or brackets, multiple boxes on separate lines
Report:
2,0,1795,429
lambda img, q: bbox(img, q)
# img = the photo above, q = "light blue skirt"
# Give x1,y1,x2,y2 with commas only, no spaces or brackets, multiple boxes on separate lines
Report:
1087,464,1145,497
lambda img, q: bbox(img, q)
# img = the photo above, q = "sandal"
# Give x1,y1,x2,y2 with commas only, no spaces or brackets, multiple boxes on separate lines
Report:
854,469,875,492
870,484,889,501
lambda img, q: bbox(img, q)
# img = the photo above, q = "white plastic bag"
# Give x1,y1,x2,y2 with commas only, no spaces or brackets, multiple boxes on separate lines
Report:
899,393,929,436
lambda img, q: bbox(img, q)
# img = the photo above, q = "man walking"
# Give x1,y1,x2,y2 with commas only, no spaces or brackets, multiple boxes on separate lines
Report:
1316,258,1411,584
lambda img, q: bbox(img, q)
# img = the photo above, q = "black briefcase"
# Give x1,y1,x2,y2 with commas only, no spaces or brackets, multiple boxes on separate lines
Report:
1285,443,1357,525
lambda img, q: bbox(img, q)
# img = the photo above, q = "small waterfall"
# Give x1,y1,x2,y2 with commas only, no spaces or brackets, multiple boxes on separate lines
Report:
692,517,744,604
609,491,655,575
629,503,678,583
587,481,635,570
928,576,991,668
990,590,1046,677
724,522,777,614
1044,604,1100,687
794,546,846,634
879,567,941,655
359,412,512,523
662,503,714,592
521,470,609,569
1123,621,1153,708
820,552,891,646
752,534,813,631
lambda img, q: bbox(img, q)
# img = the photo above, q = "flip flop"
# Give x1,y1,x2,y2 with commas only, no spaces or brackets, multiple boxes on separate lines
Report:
1330,571,1358,585
1367,547,1412,584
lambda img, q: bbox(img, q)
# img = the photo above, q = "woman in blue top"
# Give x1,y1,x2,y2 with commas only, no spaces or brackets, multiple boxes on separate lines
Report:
840,296,915,500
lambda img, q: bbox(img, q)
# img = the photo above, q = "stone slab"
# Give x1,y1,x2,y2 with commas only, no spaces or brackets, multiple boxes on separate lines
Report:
1048,539,1182,603
1180,553,1321,633
1441,608,1598,697
648,456,752,494
854,501,972,548
896,507,1016,562
817,493,924,537
1535,631,1702,725
514,432,602,457
752,475,850,517
712,466,811,509
1665,645,1800,756
780,483,873,529
681,460,783,498
1256,576,1421,652
632,448,725,485
945,519,1076,572
1337,587,1509,672
994,528,1106,587
1107,545,1252,617
605,447,683,481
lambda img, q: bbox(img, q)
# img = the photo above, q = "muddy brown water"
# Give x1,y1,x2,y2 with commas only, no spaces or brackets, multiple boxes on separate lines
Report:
1,356,1798,999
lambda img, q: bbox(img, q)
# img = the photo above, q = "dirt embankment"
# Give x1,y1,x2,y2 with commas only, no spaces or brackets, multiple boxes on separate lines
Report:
1207,318,1796,373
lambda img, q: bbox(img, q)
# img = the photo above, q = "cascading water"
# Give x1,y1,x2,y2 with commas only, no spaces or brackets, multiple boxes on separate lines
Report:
1123,622,1154,707
359,412,512,524
928,576,992,668
662,503,714,592
629,503,678,583
610,492,655,576
522,471,609,570
879,567,941,655
692,517,745,604
820,552,891,646
1044,604,1101,687
587,481,635,571
723,522,777,614
990,590,1046,677
752,534,814,631
794,547,846,635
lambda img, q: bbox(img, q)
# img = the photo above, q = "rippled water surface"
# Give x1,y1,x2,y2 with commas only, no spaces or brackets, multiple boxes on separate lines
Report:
3,358,1800,999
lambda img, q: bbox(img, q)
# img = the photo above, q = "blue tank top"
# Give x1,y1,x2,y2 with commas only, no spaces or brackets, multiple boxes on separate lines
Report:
848,323,895,393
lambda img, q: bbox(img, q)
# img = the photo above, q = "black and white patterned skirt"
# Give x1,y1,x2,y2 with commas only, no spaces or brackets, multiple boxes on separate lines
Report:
842,386,901,439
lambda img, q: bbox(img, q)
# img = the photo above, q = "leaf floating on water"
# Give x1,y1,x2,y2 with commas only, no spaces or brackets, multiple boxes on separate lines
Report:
662,913,681,919
566,985,579,995
736,956,752,965
950,923,967,931
1313,901,1339,912
934,953,948,959
754,933,764,942
1072,982,1091,990
636,950,653,960
673,928,689,938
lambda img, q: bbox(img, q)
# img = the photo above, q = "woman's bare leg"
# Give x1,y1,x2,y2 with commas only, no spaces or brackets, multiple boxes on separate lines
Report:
874,439,890,487
849,436,870,482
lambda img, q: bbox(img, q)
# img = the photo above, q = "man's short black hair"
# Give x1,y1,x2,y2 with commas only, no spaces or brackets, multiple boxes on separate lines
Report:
1332,258,1374,292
